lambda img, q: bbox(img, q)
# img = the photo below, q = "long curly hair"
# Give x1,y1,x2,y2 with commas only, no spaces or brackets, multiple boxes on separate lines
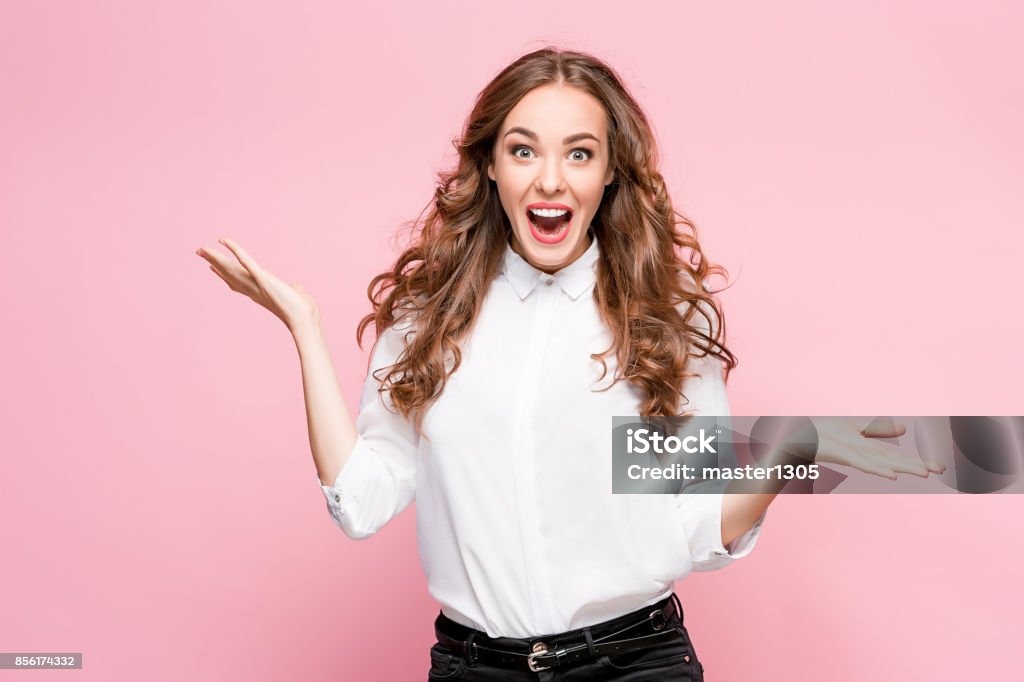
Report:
357,46,738,433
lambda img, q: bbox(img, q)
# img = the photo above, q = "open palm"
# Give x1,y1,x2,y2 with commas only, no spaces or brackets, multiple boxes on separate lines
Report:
196,238,319,332
810,417,945,480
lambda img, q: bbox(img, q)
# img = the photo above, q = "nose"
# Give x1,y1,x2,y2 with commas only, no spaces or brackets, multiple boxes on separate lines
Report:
534,157,566,195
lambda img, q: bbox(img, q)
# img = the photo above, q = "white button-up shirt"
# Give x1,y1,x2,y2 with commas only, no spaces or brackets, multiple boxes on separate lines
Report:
319,236,766,638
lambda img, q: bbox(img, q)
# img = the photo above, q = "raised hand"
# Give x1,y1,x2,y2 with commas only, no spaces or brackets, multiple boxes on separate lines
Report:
809,417,946,480
196,237,320,333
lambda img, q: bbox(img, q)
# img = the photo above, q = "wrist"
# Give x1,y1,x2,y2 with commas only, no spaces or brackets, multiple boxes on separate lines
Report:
291,318,326,346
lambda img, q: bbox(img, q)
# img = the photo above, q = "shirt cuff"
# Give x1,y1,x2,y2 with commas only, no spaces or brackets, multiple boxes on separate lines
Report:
675,488,767,572
319,435,377,539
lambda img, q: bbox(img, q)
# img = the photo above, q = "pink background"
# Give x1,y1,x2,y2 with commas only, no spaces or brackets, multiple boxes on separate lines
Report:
2,1,1022,679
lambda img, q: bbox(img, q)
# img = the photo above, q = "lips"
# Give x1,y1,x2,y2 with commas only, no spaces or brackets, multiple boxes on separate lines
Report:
526,203,573,245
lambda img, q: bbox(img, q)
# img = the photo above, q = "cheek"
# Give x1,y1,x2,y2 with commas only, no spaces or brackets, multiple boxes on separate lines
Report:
500,165,533,188
577,179,608,212
495,173,530,206
494,185,524,224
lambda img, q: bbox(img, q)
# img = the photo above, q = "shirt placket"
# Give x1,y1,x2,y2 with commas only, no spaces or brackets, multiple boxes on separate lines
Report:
511,272,561,633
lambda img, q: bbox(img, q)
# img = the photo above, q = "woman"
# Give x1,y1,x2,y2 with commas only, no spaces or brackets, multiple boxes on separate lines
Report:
196,47,944,681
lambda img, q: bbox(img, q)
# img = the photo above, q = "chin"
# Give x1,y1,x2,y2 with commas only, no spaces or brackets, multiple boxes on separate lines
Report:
513,225,586,271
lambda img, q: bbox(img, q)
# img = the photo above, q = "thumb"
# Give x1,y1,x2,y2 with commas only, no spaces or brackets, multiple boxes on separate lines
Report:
860,417,907,438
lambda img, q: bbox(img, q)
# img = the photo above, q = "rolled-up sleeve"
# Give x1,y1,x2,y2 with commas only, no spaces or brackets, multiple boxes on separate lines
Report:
320,315,419,540
675,479,766,572
673,295,766,573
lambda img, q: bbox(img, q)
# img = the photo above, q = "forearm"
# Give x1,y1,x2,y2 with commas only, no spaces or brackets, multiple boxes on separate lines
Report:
721,492,774,547
292,321,359,487
719,427,816,547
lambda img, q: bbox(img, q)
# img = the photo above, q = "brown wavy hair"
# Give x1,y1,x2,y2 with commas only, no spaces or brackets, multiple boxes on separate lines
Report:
356,46,738,433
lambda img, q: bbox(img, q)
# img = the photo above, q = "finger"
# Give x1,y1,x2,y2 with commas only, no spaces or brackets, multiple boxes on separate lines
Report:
196,246,225,267
888,454,945,473
198,245,240,273
208,264,230,285
872,450,929,477
208,264,247,294
207,255,261,296
857,457,898,481
204,251,253,288
219,238,262,277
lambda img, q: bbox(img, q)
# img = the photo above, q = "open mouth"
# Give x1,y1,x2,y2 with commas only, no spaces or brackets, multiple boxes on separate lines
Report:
526,207,573,244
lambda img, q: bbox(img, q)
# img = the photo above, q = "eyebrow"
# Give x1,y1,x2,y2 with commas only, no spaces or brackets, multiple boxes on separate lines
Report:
503,127,600,145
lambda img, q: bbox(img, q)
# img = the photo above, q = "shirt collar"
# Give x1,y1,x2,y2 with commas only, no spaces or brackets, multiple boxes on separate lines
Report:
501,235,600,301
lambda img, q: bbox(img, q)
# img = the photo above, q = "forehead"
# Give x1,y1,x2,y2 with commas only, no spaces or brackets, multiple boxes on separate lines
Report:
499,84,608,141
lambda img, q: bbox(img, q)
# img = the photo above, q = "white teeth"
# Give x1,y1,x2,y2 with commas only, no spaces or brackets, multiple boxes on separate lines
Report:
529,208,570,218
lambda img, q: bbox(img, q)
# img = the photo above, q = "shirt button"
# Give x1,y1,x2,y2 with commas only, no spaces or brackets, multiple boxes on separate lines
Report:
544,277,554,286
334,494,340,503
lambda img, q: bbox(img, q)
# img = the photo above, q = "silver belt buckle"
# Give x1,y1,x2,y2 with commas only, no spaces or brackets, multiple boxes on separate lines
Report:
527,650,552,672
528,641,552,672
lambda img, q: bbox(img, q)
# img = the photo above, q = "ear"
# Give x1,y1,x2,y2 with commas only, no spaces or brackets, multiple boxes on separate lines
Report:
487,159,495,182
604,165,614,186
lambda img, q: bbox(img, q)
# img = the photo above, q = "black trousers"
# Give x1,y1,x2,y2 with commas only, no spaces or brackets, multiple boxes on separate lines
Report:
427,593,705,681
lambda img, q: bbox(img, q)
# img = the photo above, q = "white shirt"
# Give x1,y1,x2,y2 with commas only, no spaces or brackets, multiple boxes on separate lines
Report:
319,236,766,638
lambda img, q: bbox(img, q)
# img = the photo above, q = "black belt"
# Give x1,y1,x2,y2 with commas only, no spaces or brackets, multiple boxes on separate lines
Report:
435,594,682,673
